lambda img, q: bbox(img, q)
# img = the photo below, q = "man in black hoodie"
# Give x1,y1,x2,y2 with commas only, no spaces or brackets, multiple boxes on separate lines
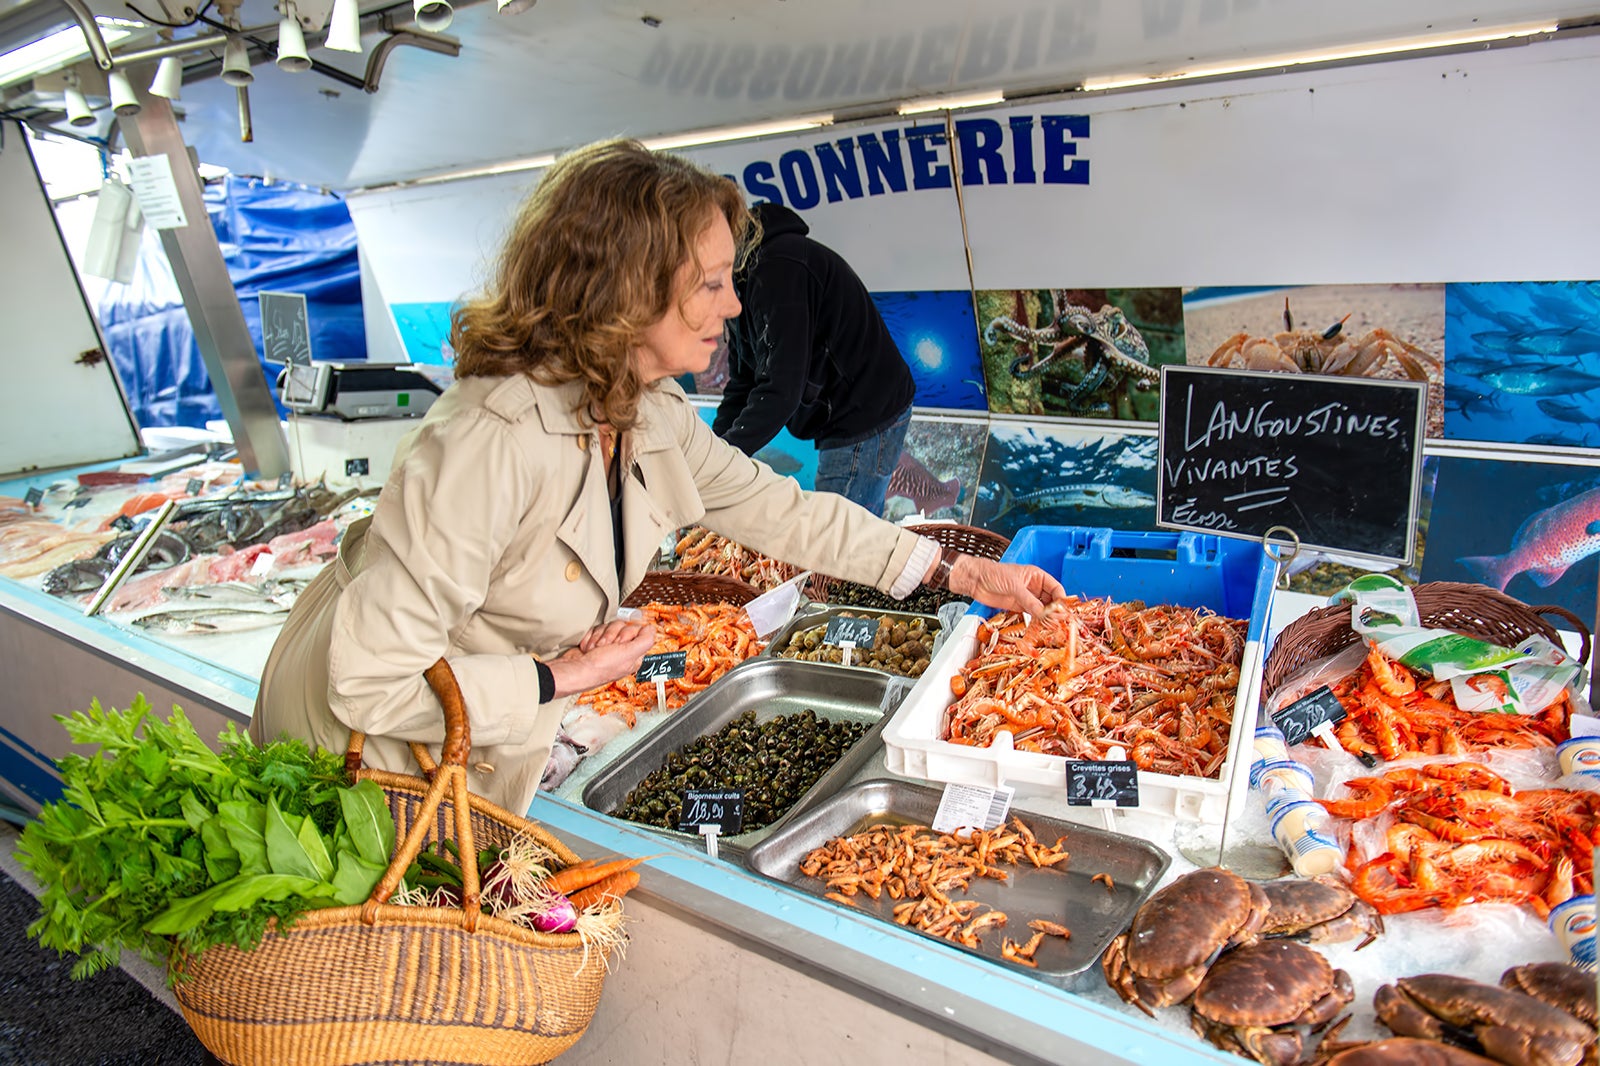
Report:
712,202,917,516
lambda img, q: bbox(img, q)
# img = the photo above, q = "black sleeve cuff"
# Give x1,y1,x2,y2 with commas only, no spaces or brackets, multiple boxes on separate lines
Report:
534,659,555,704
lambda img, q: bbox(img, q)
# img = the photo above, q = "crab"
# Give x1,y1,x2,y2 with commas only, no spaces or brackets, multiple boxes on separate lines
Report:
1101,867,1269,1016
1374,974,1594,1066
1320,1037,1502,1064
1190,939,1354,1065
1206,297,1441,382
1500,963,1599,1032
1259,876,1385,949
985,291,1159,414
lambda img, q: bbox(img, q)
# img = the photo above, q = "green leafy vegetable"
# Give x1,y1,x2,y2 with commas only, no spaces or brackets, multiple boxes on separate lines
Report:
16,696,398,980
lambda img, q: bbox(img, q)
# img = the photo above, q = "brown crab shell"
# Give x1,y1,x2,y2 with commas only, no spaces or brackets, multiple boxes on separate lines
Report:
1321,1037,1501,1065
1125,867,1263,980
1258,877,1357,936
1501,962,1600,1029
1383,974,1594,1059
1191,940,1344,1028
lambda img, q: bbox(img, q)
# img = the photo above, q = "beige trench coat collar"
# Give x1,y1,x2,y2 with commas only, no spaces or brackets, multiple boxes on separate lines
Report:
522,377,688,615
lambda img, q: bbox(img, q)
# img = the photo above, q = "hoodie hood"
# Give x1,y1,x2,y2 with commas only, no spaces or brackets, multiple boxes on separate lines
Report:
751,202,809,245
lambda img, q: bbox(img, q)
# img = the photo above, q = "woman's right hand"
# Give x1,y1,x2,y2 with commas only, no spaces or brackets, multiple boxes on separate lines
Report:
547,620,658,699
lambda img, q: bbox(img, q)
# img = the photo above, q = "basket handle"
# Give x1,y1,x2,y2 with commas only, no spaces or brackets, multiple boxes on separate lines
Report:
349,658,485,929
1527,603,1593,668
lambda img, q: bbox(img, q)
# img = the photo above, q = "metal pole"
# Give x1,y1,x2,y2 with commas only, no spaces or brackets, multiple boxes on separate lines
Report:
117,96,291,478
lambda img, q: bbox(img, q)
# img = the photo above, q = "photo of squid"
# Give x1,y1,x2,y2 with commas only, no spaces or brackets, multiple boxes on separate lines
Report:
1444,281,1600,448
970,422,1158,540
977,287,1185,421
1184,284,1445,438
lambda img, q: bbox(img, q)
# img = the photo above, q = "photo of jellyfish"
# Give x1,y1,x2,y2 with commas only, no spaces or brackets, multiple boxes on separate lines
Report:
694,405,818,490
1183,284,1446,438
1279,456,1439,597
873,291,988,411
882,418,987,524
970,422,1158,540
976,287,1184,421
1444,281,1600,448
1420,455,1600,625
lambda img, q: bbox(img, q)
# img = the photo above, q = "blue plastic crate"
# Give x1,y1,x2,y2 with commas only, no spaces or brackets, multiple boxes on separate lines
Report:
972,526,1275,644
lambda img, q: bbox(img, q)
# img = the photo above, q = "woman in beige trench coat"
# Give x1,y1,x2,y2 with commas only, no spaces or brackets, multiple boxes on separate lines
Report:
252,139,1064,818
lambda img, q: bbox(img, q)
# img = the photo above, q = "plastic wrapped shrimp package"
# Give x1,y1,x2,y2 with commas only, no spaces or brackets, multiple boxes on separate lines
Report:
1250,719,1341,875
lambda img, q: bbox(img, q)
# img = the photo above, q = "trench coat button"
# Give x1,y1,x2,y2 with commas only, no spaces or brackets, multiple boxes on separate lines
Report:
564,560,582,581
473,761,495,774
576,436,588,451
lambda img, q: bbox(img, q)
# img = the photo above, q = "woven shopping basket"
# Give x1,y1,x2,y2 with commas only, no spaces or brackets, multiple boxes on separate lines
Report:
805,523,1013,608
172,659,609,1066
1263,580,1594,704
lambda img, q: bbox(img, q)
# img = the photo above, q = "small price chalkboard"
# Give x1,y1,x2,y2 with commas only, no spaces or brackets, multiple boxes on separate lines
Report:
1064,760,1139,807
23,487,43,509
1271,685,1347,748
109,514,135,532
277,471,294,489
185,478,204,496
636,650,688,682
345,457,370,476
824,615,880,647
677,788,743,835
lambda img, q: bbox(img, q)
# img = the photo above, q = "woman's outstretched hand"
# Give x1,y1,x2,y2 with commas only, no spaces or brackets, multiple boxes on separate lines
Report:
947,555,1065,618
547,619,658,699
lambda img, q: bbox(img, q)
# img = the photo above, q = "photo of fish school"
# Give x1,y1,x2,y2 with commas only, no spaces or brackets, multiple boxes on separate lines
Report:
2,3,1600,1063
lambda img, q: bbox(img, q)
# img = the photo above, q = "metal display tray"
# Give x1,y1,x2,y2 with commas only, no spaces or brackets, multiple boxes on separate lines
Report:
579,657,903,859
761,605,943,679
742,778,1171,988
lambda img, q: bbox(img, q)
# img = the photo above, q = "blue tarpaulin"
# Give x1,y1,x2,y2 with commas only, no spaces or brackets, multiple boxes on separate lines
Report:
97,175,366,428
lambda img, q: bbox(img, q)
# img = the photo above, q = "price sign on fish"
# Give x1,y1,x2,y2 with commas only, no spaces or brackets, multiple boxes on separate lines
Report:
824,616,879,647
1064,760,1139,807
636,651,687,682
678,788,742,835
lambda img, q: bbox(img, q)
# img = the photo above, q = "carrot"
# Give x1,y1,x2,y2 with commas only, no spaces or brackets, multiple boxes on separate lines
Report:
568,870,640,910
543,856,650,897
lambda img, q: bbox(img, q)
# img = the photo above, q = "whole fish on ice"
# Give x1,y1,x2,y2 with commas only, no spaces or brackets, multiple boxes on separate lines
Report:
1457,486,1600,591
131,606,290,635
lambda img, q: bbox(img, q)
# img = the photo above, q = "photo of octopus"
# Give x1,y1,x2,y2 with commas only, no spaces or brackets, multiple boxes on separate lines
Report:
976,287,1186,421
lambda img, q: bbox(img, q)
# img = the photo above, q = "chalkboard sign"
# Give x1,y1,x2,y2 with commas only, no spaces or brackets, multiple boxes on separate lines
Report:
185,478,203,496
636,650,688,682
259,291,312,366
23,487,42,509
1064,760,1139,807
345,458,370,477
1157,365,1425,563
1271,685,1347,748
109,514,134,532
678,788,743,835
824,615,880,647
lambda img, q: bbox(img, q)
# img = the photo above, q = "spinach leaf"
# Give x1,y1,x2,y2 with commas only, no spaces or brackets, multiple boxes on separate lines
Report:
217,800,268,875
338,780,396,868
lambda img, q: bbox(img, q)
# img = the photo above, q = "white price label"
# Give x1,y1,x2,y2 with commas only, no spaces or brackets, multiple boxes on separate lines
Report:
931,782,1014,835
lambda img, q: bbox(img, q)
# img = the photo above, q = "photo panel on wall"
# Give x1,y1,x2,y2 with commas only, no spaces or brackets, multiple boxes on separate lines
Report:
970,420,1158,541
1421,453,1600,629
1444,280,1600,449
976,287,1185,421
1182,283,1445,438
882,416,987,525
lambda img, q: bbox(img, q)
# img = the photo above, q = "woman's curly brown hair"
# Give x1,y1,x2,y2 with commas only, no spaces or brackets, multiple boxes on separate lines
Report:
450,138,755,430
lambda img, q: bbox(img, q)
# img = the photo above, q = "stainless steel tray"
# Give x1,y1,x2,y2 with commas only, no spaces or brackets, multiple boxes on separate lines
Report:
762,605,942,679
579,657,904,859
742,778,1171,988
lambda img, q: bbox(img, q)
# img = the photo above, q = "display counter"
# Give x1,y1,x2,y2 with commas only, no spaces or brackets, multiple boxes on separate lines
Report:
0,478,1591,1064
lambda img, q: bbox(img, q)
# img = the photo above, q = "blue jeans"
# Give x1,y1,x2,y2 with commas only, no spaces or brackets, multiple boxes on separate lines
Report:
815,404,913,517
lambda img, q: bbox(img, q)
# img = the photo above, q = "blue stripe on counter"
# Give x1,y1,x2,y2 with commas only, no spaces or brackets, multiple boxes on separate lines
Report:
0,729,64,807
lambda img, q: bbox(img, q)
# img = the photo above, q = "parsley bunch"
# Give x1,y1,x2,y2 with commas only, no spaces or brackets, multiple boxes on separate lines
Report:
17,696,396,980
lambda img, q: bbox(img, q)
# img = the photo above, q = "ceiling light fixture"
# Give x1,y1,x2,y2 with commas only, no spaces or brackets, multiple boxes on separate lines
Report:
1079,19,1559,92
221,34,254,85
324,0,363,53
896,90,1005,116
107,68,141,115
62,72,95,127
412,0,453,33
276,1,311,72
149,55,183,99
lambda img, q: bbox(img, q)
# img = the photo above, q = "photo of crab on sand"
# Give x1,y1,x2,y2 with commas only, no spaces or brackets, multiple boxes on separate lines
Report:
976,288,1186,421
1183,284,1446,438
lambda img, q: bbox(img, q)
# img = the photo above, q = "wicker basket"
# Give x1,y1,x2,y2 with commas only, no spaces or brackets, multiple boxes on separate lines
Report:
1263,580,1593,701
623,569,760,608
805,523,1012,608
172,660,608,1066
